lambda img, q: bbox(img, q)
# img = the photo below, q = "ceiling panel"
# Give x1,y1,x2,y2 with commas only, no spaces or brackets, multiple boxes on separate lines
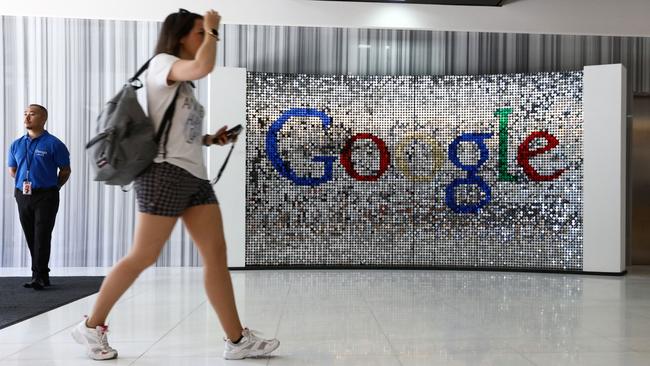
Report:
312,0,504,6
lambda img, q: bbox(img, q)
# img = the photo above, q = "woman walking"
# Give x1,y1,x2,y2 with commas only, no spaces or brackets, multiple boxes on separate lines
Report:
71,8,279,361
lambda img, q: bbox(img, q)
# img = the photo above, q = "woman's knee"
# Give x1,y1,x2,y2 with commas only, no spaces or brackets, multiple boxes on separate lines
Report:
199,242,228,268
120,253,157,273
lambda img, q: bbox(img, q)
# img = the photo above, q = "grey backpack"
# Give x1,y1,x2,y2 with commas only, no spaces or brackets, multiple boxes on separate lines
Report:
86,58,180,186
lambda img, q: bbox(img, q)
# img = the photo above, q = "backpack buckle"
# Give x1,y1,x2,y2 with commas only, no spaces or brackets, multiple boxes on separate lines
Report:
128,78,144,90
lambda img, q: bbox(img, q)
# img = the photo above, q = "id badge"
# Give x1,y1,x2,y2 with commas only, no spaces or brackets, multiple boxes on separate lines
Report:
22,181,32,195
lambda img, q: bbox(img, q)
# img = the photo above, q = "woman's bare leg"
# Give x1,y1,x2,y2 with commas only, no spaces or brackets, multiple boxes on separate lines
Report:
182,204,243,340
87,213,178,327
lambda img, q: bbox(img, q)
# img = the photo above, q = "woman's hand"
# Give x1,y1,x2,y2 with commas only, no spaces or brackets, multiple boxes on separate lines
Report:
167,9,220,82
203,10,221,33
204,126,229,146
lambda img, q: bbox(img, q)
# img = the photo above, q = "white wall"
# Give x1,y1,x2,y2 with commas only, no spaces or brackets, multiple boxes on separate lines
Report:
583,64,627,273
219,65,627,272
2,0,650,37
208,68,247,268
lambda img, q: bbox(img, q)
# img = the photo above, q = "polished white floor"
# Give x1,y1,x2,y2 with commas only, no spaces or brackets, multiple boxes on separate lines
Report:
1,267,650,365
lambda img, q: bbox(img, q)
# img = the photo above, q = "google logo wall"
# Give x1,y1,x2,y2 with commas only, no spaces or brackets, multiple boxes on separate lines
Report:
245,71,584,270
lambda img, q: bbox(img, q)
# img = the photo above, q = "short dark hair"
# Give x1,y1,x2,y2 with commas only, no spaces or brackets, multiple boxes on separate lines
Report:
154,9,203,56
29,104,48,121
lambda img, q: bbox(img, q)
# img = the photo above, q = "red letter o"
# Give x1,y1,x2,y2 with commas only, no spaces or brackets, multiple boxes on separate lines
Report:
340,133,391,181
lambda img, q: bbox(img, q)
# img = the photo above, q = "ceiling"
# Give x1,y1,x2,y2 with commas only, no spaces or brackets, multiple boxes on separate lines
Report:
1,0,649,37
313,0,504,6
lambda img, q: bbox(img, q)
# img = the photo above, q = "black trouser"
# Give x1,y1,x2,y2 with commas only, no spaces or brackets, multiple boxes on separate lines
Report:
14,188,59,279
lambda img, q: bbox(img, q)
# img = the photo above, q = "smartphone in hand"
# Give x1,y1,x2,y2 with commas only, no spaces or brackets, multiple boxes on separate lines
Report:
226,124,243,141
211,124,244,145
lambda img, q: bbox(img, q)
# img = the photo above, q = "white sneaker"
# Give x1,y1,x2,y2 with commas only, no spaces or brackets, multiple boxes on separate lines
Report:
71,317,118,360
223,328,280,360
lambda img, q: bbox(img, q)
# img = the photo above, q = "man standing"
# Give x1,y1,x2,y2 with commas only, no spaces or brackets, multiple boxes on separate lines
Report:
8,104,71,290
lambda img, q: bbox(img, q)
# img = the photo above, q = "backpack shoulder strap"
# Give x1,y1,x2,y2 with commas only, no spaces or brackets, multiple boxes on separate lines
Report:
135,54,185,157
128,56,155,85
155,83,183,158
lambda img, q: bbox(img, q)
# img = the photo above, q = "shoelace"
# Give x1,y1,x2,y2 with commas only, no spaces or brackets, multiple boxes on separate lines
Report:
225,328,264,343
245,328,267,340
97,327,112,351
245,328,259,335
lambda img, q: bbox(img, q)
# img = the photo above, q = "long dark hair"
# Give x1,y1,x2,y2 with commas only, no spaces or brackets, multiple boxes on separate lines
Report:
154,9,203,56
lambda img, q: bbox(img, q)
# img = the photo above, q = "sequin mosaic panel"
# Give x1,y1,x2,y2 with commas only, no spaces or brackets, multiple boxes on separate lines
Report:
246,71,583,270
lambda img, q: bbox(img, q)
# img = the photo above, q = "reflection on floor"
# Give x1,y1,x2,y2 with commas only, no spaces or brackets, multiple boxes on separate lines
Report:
1,267,650,365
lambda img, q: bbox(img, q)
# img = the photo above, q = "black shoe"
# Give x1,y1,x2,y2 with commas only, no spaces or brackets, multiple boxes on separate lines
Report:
30,278,45,290
23,273,37,288
42,277,51,287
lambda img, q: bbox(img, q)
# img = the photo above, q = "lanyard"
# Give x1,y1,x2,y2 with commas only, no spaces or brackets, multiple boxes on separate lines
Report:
24,136,43,181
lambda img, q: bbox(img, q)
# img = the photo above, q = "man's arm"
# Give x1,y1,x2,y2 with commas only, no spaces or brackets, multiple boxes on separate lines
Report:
57,166,71,189
8,142,17,179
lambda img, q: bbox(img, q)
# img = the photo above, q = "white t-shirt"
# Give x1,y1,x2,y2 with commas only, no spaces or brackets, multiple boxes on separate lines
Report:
146,53,207,179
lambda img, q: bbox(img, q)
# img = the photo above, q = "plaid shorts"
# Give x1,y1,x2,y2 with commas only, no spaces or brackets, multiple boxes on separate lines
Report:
134,162,218,217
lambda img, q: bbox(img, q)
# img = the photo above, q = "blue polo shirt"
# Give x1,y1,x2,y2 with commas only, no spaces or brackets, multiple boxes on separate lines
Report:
8,131,70,190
